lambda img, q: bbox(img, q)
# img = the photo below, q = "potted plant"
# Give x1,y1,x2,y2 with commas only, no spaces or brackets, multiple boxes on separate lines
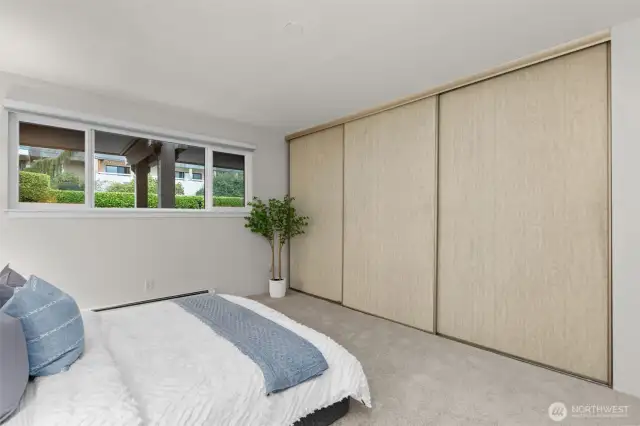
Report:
245,195,308,298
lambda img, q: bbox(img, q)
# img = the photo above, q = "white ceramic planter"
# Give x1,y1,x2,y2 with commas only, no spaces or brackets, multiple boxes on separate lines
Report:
269,278,287,298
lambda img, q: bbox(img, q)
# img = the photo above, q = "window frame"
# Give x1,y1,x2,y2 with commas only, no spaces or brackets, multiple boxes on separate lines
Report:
211,147,250,209
7,103,255,217
104,165,131,175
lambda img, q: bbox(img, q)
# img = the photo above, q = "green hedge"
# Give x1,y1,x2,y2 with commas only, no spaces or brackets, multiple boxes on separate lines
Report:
19,171,52,202
49,190,243,209
20,171,245,208
51,189,84,204
95,192,138,208
175,196,202,209
214,196,245,207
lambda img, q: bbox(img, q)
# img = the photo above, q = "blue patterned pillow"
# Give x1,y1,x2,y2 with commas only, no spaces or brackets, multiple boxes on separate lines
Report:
0,276,84,376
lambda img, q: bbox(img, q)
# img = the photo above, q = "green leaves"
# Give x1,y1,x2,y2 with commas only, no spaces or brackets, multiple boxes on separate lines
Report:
51,172,83,191
269,195,309,245
23,150,73,179
213,171,245,197
50,189,84,204
245,197,274,242
244,196,309,279
19,171,52,202
283,195,309,243
88,193,240,208
244,196,308,244
18,172,244,208
102,176,184,195
103,179,135,193
214,196,245,207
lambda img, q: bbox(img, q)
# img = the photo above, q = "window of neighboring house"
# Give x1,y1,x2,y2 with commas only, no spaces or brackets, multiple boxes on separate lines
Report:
9,110,253,213
212,150,245,208
104,165,130,174
18,121,86,205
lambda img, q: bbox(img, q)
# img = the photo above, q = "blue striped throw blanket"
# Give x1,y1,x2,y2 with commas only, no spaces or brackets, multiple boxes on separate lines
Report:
174,294,328,394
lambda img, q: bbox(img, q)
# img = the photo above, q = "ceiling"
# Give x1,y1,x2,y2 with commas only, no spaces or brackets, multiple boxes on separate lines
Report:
1,0,639,134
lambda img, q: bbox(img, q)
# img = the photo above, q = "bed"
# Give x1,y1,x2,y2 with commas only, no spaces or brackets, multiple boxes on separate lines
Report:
6,294,371,426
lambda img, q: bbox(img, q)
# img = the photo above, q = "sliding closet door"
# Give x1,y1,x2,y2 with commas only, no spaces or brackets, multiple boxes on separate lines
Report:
438,45,609,381
343,98,437,331
290,126,344,302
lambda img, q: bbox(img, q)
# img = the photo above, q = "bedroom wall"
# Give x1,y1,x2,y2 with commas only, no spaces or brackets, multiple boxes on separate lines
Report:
0,72,288,309
612,18,640,399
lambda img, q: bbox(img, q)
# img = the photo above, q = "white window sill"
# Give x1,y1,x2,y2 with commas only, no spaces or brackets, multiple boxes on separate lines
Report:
5,208,250,219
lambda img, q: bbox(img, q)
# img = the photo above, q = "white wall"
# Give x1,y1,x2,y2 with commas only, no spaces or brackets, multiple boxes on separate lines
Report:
180,178,205,196
0,72,288,309
612,18,640,399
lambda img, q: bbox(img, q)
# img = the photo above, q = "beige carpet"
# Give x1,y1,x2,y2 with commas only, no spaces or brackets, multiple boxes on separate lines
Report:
253,291,640,426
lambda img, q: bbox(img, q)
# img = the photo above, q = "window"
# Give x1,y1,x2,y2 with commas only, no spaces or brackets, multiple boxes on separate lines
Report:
18,122,85,205
94,130,136,209
104,165,130,175
9,109,253,214
212,150,245,208
92,131,207,210
169,147,205,210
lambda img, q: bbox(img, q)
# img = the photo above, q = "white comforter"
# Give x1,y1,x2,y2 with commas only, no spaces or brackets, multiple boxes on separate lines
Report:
7,311,143,426
8,295,371,426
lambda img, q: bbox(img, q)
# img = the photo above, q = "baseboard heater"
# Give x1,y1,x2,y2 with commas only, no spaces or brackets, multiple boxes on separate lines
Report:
93,290,209,312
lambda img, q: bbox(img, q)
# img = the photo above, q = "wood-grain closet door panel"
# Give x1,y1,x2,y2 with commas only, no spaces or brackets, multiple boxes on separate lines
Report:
343,97,437,331
290,126,344,301
438,44,609,381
